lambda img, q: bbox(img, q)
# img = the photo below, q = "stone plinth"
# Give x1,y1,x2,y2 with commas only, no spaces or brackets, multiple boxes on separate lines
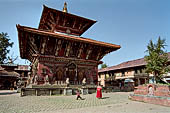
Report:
64,88,73,95
130,84,170,107
81,88,88,95
20,84,97,96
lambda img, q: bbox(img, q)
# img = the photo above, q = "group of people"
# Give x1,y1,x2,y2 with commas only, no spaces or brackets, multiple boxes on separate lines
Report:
76,85,103,100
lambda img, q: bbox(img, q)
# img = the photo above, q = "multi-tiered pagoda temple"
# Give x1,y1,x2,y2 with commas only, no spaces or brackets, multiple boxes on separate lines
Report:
17,3,120,96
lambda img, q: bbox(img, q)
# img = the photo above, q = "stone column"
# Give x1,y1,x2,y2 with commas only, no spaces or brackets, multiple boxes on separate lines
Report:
49,90,52,96
35,89,38,96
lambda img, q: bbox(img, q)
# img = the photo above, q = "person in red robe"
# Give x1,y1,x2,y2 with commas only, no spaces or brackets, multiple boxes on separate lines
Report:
96,85,102,99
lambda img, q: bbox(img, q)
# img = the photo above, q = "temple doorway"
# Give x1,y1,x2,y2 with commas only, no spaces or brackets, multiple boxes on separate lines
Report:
55,68,63,81
66,63,77,84
78,70,84,84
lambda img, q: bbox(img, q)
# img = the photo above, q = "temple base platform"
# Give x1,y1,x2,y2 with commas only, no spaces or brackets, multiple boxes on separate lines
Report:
20,84,97,96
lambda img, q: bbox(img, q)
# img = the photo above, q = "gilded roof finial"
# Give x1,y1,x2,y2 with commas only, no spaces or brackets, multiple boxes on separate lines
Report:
63,2,68,13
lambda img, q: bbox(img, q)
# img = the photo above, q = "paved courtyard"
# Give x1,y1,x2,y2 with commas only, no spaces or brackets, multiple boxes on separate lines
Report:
0,90,169,113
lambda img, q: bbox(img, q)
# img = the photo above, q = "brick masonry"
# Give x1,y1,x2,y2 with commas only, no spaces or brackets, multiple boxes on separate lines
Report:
130,84,170,107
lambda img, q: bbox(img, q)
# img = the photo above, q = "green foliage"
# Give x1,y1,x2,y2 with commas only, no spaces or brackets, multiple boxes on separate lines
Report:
101,63,108,69
144,37,170,83
0,32,13,64
157,83,170,86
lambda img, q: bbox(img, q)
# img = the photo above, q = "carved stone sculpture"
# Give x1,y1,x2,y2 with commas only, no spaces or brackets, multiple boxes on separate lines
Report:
82,78,86,86
148,86,154,96
44,75,50,85
66,78,69,85
34,75,38,85
27,72,31,85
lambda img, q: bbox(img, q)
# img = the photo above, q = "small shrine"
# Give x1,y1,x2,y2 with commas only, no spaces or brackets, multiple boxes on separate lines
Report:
17,3,120,96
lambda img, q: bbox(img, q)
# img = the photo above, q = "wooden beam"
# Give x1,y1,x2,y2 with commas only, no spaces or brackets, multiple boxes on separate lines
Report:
65,42,71,57
86,45,93,60
72,18,77,29
55,40,62,56
96,48,102,61
77,43,83,58
40,37,47,54
56,14,60,26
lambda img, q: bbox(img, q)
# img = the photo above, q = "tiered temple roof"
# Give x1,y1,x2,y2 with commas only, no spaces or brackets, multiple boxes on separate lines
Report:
17,4,121,63
39,5,96,36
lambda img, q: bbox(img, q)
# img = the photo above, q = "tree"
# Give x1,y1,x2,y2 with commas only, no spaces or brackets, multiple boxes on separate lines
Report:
101,63,108,69
144,37,170,83
0,32,13,64
7,52,18,64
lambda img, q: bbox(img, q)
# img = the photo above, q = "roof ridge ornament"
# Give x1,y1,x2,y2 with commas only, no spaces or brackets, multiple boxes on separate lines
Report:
63,2,68,13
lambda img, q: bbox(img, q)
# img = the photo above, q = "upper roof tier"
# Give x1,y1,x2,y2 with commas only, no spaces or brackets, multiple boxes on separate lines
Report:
38,5,96,36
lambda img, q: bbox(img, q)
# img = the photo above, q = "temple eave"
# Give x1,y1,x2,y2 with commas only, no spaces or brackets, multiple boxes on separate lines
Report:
17,25,121,49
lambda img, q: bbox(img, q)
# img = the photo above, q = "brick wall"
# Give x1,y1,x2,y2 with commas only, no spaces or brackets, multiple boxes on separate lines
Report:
131,84,170,107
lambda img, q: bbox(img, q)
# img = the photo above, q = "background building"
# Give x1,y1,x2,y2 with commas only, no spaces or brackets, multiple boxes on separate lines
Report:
98,52,170,91
0,64,30,90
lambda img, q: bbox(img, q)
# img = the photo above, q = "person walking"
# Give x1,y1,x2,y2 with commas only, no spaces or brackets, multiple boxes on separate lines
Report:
76,90,83,100
96,85,102,99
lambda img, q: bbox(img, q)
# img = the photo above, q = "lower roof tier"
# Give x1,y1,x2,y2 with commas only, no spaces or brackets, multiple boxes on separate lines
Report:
17,25,121,62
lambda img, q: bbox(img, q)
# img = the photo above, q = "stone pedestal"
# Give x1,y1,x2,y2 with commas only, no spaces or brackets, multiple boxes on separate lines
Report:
17,87,21,93
81,88,88,95
20,84,97,96
64,88,72,95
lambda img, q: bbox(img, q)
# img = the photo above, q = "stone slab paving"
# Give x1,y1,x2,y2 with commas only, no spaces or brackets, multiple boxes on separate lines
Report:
0,90,170,113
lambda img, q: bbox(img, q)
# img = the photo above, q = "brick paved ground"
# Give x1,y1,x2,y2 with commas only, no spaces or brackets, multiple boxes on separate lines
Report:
0,90,169,113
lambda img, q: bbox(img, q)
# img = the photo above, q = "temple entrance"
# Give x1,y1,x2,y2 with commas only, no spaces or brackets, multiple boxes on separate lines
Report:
66,63,77,84
78,70,84,84
57,70,63,81
55,68,63,81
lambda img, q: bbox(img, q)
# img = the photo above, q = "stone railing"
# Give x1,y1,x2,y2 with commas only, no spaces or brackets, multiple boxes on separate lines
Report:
54,81,66,85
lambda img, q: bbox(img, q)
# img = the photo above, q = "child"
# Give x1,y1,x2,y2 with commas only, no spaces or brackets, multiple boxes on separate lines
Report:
76,90,83,100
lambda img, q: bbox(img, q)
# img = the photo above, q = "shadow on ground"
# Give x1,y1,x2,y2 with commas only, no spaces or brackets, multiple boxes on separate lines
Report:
101,97,110,99
0,91,17,95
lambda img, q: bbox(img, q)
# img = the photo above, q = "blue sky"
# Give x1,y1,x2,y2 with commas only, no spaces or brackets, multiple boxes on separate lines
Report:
0,0,170,67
